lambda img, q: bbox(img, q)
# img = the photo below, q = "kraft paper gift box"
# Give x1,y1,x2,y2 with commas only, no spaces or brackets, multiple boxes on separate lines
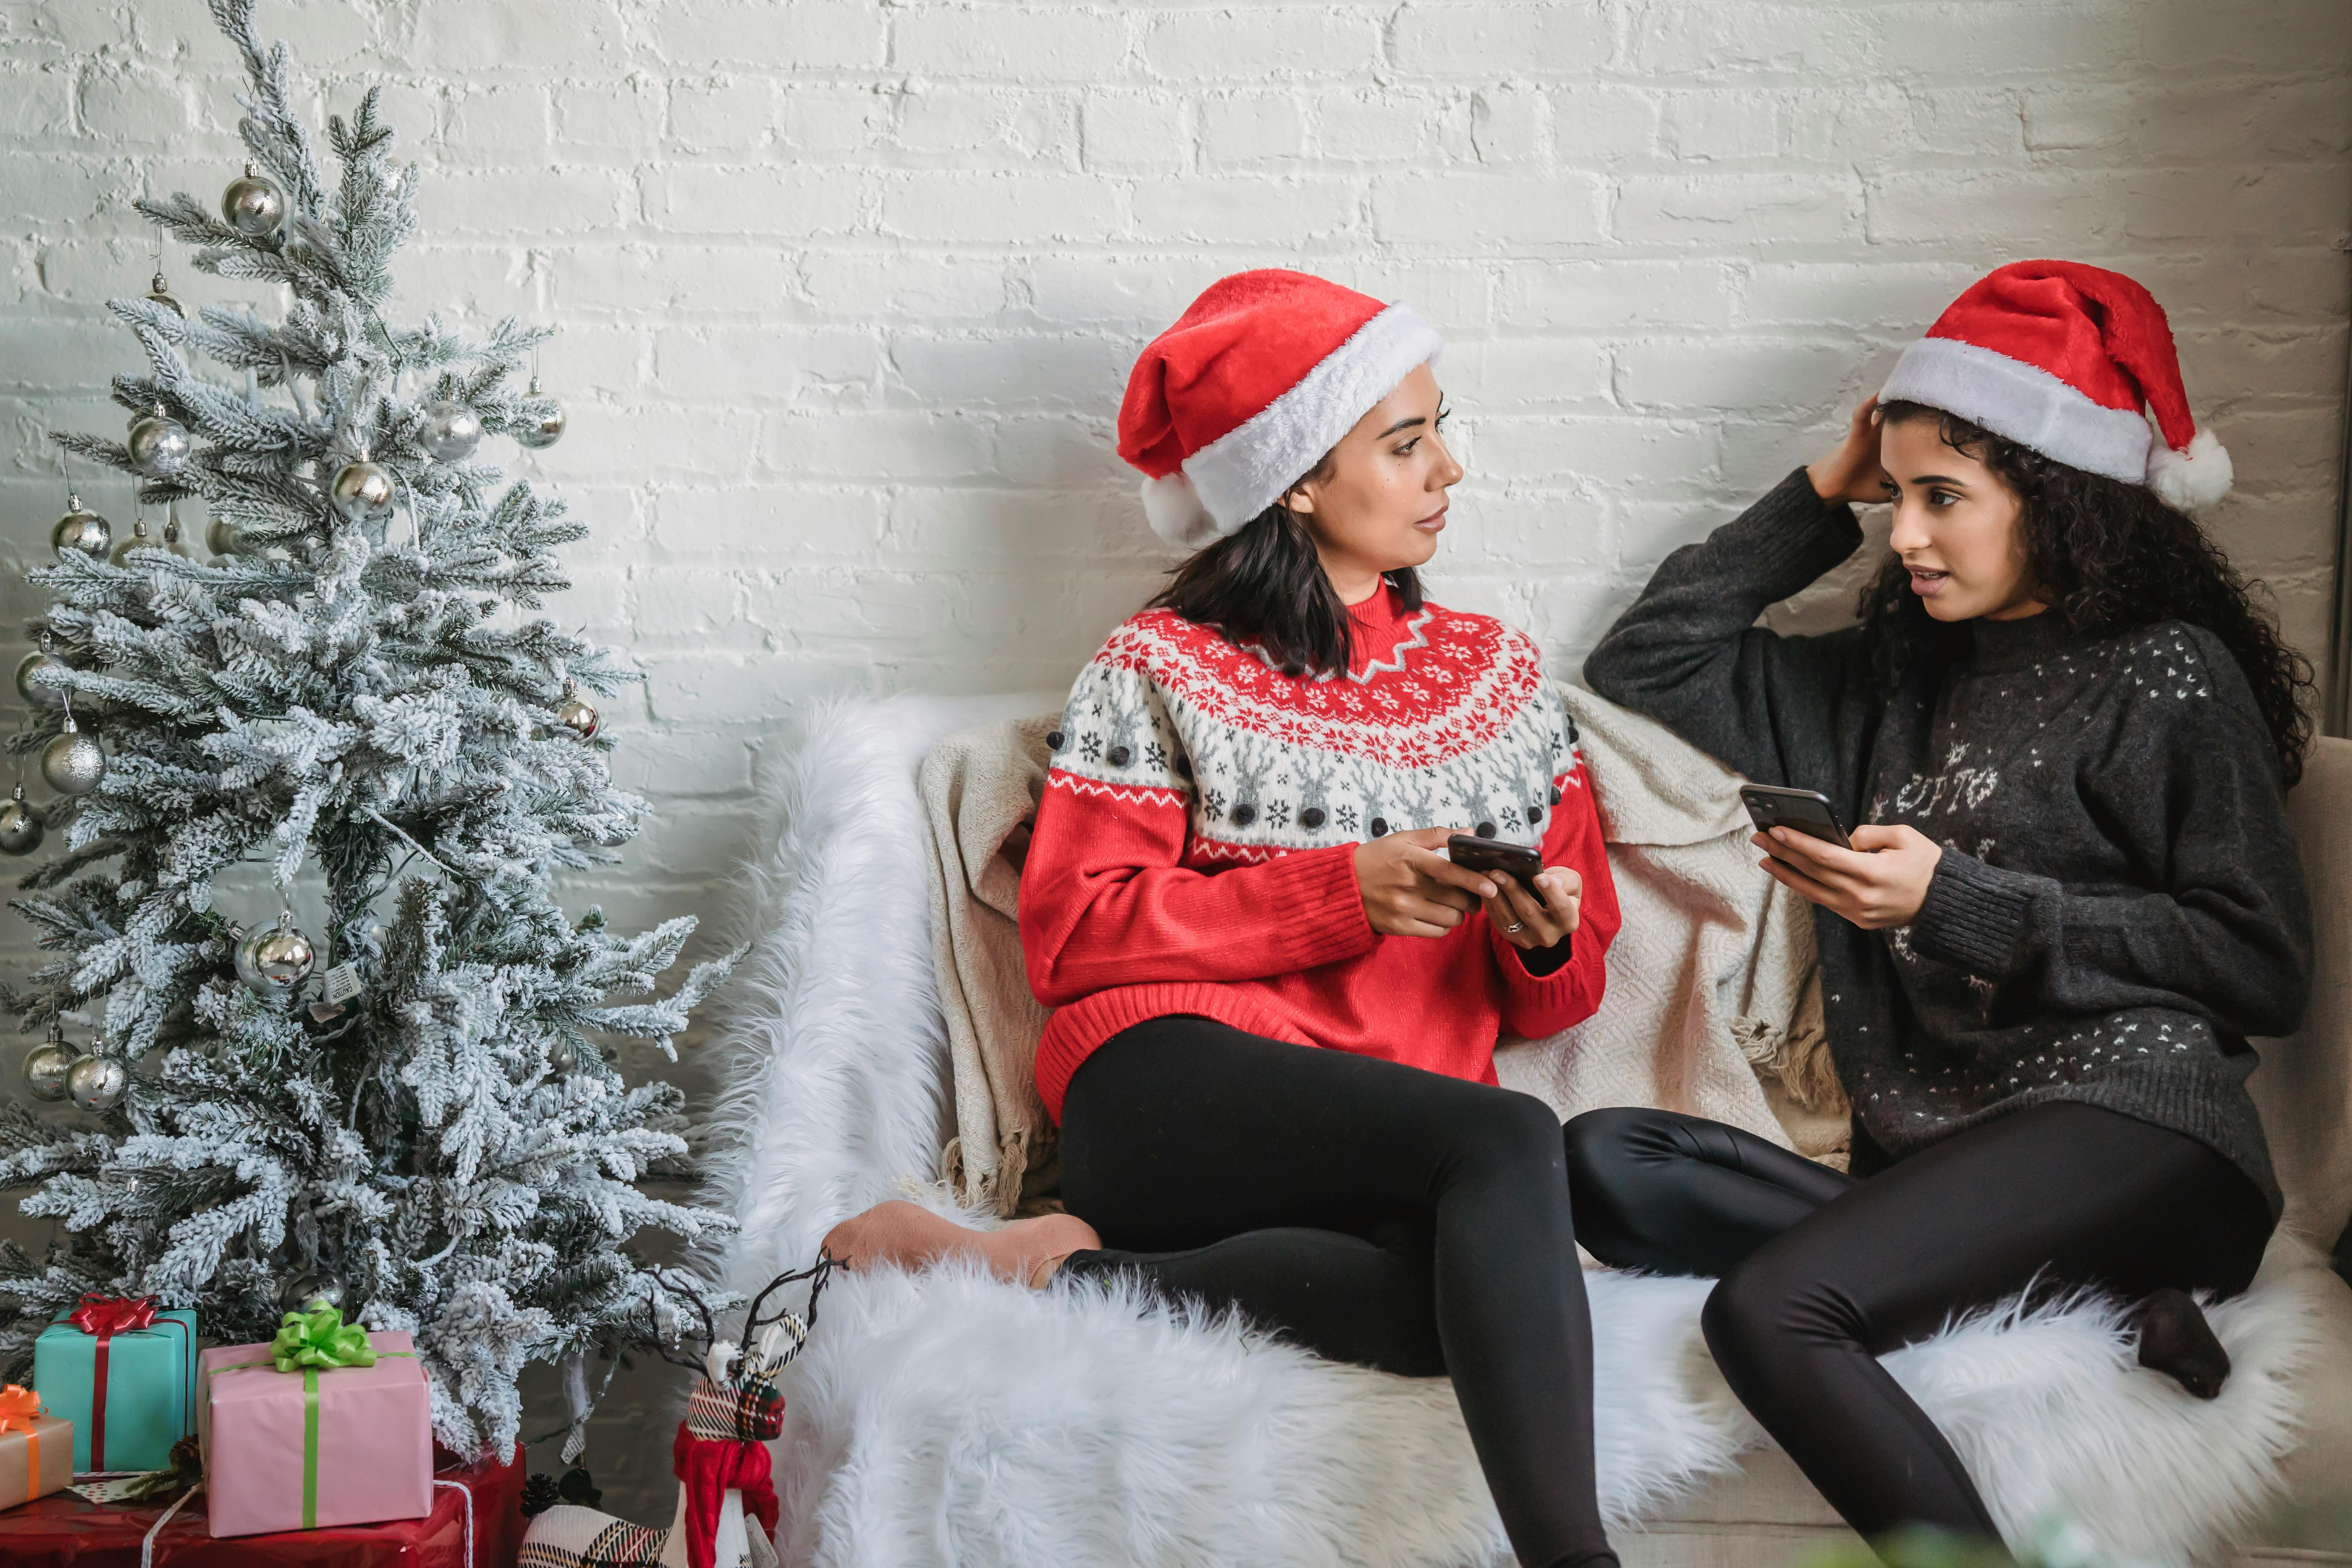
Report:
0,1386,72,1508
31,1297,196,1473
198,1324,433,1538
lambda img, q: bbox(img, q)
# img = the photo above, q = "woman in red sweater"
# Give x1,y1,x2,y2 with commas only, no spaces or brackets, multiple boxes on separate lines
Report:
827,271,1622,1568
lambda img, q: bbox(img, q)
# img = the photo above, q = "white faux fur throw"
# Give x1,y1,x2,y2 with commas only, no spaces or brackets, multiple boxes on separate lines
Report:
706,694,2330,1568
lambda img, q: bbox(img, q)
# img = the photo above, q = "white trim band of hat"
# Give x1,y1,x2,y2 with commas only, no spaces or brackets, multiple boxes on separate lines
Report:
1879,336,2152,486
1141,303,1444,551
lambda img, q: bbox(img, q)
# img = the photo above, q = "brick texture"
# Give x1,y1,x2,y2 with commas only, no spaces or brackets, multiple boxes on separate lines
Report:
1,0,2349,1523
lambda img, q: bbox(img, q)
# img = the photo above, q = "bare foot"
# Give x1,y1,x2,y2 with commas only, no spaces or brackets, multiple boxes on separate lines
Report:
822,1201,1099,1289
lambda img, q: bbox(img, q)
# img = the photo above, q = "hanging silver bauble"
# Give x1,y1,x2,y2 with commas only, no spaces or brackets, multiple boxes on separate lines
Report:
127,402,193,479
16,647,64,710
52,493,111,559
547,1037,580,1073
111,517,159,565
0,787,45,857
41,715,103,797
160,504,196,559
206,512,242,559
556,685,600,740
235,912,315,997
147,271,184,319
329,457,396,524
419,400,483,463
222,163,286,240
65,1053,128,1114
21,1039,73,1102
516,377,565,449
276,1271,345,1313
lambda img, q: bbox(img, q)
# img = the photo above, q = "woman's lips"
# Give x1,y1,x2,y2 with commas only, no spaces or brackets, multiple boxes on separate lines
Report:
1414,507,1448,532
1907,567,1950,597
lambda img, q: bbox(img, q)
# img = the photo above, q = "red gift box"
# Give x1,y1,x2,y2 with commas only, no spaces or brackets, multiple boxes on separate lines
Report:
0,1447,523,1568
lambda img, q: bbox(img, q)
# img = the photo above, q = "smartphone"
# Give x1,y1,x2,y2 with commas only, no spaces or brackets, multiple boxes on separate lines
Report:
1739,785,1853,851
1447,834,1546,904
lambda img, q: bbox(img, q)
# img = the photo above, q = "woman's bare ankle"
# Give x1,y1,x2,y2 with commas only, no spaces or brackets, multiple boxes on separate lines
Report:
822,1201,1098,1289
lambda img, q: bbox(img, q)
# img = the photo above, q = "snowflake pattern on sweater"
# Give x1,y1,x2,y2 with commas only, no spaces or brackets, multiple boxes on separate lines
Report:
1049,598,1581,865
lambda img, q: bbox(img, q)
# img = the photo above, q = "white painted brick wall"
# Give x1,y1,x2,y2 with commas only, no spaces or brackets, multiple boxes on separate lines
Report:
3,0,2349,1520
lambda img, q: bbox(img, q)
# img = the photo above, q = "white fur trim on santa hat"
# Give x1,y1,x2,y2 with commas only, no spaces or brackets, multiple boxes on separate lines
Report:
1140,470,1223,550
1178,303,1443,539
1881,336,2150,486
2146,424,2233,512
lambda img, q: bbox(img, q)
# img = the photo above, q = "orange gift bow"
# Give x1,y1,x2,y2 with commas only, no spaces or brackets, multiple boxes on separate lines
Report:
69,1293,158,1337
0,1383,44,1431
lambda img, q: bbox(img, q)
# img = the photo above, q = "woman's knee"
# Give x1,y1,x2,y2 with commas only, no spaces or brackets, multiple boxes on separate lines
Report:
1446,1089,1569,1187
1702,1248,1859,1385
1561,1106,1681,1188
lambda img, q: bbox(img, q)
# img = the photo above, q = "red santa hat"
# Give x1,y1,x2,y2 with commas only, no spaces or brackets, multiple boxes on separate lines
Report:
1118,269,1443,549
1879,260,2231,512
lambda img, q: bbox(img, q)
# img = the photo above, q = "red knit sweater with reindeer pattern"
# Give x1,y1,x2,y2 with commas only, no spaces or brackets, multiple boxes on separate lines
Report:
1018,583,1618,1121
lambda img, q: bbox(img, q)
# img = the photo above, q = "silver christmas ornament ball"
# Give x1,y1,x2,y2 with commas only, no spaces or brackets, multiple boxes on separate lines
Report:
127,403,193,479
16,651,64,711
547,1037,580,1073
21,1041,73,1102
419,400,483,463
41,718,103,797
222,164,286,240
159,508,196,559
206,513,243,560
111,518,161,565
516,380,565,450
556,692,600,741
65,1053,128,1114
0,788,45,857
52,496,112,560
235,915,315,996
277,1271,345,1313
148,272,184,319
329,458,397,524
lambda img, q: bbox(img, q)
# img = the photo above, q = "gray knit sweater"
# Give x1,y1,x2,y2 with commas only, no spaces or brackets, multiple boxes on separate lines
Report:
1584,470,2311,1214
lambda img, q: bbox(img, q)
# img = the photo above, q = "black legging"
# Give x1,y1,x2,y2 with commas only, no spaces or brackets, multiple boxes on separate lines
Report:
1561,1103,2274,1542
1058,1015,1613,1568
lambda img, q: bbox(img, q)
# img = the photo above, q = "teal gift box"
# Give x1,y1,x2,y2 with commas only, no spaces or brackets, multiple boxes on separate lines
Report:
32,1300,196,1473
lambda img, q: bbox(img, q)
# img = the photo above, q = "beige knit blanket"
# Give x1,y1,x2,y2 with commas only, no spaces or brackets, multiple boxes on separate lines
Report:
920,689,1848,1218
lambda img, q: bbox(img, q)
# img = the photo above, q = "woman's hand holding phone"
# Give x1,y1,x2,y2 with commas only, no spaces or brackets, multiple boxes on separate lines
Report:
1755,823,1941,930
1352,828,1582,946
1480,865,1580,952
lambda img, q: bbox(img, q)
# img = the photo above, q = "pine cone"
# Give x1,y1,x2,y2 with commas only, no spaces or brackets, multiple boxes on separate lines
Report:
519,1472,562,1518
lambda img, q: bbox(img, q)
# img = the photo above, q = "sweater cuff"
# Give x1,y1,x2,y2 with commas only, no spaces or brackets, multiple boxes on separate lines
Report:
1514,930,1574,978
1266,843,1378,972
1910,850,2039,977
1734,468,1866,590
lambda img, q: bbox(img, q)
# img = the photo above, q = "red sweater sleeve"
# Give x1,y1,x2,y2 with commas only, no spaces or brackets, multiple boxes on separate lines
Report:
1487,752,1618,1040
1020,770,1376,1007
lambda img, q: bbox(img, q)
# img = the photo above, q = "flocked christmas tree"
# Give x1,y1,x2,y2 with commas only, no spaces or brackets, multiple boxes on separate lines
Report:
0,0,737,1458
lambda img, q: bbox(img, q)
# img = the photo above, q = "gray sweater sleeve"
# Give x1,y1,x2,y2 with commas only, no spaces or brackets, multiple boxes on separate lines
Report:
1582,469,1870,790
1909,630,2313,1039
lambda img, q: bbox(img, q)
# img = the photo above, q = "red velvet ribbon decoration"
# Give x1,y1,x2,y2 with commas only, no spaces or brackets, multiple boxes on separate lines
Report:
69,1294,156,1470
671,1422,779,1568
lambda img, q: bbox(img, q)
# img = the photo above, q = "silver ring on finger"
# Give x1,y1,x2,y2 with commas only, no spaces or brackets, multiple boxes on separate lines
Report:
1503,919,1525,934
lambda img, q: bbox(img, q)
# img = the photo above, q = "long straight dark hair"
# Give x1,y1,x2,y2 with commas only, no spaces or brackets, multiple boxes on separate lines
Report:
1146,453,1424,678
1866,400,2314,785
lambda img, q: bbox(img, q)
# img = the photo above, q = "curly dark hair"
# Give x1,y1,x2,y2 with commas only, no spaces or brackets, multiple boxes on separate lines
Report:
1147,451,1424,678
1864,400,2315,785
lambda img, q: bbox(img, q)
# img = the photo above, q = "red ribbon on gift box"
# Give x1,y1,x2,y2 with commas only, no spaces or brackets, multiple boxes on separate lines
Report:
68,1293,158,1471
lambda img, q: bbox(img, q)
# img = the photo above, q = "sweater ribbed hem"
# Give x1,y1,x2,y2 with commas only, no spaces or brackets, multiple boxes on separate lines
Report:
1910,850,2039,977
1034,986,1321,1122
1737,468,1866,593
1266,842,1378,972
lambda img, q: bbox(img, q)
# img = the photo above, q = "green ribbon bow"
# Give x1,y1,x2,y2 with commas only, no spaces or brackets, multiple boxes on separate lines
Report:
267,1306,377,1374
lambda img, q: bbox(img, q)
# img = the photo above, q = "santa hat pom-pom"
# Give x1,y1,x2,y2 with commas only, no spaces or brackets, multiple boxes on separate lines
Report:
1140,471,1222,550
2146,426,2233,513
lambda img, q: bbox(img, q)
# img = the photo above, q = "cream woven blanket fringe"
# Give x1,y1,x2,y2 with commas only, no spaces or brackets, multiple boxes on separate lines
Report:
920,688,1848,1219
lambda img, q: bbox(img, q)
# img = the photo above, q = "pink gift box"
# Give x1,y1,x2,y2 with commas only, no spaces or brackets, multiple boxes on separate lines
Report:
197,1328,433,1538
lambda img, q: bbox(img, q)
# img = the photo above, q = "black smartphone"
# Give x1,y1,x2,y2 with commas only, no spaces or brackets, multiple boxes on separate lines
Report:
1739,785,1853,851
1447,834,1546,903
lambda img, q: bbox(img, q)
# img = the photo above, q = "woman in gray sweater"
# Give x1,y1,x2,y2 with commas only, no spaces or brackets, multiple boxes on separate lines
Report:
1572,260,2314,1549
